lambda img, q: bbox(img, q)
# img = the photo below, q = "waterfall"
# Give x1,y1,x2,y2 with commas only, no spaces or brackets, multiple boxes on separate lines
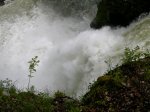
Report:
0,0,149,96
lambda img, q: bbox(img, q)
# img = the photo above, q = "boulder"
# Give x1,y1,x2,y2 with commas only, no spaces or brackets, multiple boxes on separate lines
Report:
91,0,150,29
0,0,4,6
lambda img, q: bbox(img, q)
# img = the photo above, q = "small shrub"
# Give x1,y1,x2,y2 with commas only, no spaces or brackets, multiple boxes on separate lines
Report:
121,46,145,63
54,91,65,98
0,78,16,96
27,56,40,91
105,58,113,71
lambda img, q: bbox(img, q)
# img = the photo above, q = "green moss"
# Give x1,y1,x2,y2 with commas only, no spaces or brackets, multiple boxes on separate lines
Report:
144,70,150,81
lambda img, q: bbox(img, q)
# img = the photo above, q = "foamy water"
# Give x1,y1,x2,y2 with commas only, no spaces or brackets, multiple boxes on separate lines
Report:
0,0,149,96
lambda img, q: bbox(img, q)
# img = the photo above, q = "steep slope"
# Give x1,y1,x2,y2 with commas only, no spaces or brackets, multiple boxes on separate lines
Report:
82,56,150,111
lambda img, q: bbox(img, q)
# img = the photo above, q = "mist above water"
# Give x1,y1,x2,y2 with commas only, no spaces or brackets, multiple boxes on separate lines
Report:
0,0,149,96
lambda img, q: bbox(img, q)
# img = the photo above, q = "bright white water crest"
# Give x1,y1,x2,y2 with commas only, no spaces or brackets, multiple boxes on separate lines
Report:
0,0,150,96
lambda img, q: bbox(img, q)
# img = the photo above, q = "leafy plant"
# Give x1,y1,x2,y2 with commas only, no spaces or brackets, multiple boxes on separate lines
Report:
54,91,65,98
121,46,144,63
27,56,40,91
121,46,150,64
0,78,16,96
105,58,113,71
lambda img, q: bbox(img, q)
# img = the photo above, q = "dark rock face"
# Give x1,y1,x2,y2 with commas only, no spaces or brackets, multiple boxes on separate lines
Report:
82,57,150,111
0,0,5,6
91,0,150,29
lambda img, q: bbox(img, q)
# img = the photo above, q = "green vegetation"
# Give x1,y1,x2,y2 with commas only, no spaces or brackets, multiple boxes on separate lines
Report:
0,47,150,112
121,46,150,63
0,80,82,112
82,46,150,111
27,56,40,91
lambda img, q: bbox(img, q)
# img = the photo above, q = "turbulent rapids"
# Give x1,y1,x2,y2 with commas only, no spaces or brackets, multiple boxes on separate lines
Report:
0,0,150,96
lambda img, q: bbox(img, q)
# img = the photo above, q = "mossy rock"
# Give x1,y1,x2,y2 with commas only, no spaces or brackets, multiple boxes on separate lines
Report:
91,0,150,29
82,75,123,109
82,57,150,111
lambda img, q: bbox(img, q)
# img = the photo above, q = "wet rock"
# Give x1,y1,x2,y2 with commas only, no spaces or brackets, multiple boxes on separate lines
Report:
0,0,4,6
91,0,150,29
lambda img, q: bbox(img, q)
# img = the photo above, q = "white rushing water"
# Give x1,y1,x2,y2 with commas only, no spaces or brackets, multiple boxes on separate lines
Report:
0,0,150,96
